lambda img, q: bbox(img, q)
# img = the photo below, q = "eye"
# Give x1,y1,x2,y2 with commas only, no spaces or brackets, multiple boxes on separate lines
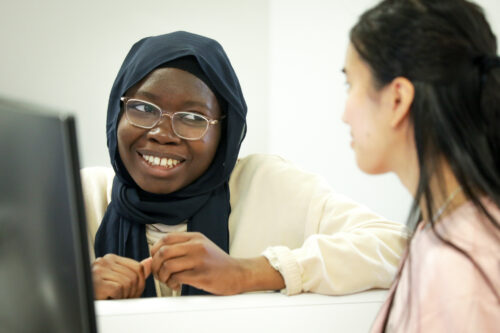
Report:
177,112,207,127
128,100,158,113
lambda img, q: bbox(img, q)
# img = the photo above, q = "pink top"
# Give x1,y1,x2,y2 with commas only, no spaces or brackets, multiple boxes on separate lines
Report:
371,199,500,332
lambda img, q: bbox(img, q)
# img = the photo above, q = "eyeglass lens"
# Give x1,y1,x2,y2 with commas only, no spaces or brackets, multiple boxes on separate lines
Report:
125,99,209,139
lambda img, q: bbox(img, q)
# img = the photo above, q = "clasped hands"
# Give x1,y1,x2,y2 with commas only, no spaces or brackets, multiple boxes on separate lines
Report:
92,232,254,300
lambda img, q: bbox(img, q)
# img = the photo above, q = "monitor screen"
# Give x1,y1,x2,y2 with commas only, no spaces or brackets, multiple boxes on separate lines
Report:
0,98,97,333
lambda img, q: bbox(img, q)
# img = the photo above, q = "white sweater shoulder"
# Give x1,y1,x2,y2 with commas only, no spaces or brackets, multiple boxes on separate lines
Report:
81,166,114,261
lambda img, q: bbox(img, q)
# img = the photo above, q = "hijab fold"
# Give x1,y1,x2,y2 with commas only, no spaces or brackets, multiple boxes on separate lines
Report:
94,31,247,296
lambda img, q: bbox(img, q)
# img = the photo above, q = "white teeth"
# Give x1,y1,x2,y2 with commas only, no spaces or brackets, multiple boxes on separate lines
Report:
141,154,181,169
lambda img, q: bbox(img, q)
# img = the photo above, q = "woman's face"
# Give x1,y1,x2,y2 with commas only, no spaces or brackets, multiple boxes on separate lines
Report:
117,67,222,194
342,43,395,175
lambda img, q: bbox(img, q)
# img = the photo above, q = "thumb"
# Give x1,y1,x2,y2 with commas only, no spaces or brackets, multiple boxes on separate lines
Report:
141,257,153,278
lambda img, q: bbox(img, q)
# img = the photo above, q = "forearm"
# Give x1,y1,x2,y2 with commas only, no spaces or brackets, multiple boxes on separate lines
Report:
259,223,408,296
298,231,405,294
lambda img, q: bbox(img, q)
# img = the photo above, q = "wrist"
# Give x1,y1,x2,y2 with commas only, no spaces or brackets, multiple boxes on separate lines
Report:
237,256,285,293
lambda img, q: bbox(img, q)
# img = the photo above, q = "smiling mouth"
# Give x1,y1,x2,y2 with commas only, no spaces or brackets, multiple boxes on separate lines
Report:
140,154,182,169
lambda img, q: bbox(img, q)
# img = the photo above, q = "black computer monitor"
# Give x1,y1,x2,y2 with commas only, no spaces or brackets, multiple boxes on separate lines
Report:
0,97,97,333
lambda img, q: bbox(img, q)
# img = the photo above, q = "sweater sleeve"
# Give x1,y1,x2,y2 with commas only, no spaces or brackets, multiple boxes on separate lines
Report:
80,167,115,261
262,191,408,295
229,154,409,296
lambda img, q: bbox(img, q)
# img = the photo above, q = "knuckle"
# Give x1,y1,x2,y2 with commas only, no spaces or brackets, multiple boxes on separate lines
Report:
159,246,168,257
131,273,139,285
92,266,103,275
103,253,116,262
161,260,171,274
132,262,142,274
194,242,208,255
93,258,107,268
124,277,133,289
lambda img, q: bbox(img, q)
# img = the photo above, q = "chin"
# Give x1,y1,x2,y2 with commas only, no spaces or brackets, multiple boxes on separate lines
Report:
356,157,386,175
135,178,179,195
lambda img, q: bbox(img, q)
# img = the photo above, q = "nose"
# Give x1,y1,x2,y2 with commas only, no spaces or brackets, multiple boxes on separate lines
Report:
146,114,181,144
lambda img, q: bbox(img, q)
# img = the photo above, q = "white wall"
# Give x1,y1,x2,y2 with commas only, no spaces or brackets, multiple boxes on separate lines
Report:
0,0,270,167
268,0,411,221
268,0,500,222
1,0,499,223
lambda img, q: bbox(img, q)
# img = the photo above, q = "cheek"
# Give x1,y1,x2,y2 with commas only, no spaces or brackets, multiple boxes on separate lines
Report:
343,93,356,123
200,128,221,163
345,94,390,174
354,115,391,174
189,127,221,171
117,119,131,153
116,116,144,161
345,91,370,137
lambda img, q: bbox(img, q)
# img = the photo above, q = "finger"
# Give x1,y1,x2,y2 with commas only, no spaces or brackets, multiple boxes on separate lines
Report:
93,255,145,299
167,270,201,292
141,257,153,278
110,254,145,273
157,256,194,284
150,232,195,256
109,262,142,298
165,274,181,291
97,280,125,300
151,243,191,277
92,261,133,287
130,257,152,298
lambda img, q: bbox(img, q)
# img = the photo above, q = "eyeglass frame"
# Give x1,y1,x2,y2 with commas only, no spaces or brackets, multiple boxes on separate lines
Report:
120,96,225,141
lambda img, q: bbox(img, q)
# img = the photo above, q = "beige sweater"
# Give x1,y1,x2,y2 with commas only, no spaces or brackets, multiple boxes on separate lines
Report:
82,154,408,296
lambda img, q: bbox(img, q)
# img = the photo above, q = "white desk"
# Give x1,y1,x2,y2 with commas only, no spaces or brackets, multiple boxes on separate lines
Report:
96,289,387,332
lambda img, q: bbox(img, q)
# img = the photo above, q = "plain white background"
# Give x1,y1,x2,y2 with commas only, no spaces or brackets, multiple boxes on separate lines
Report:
1,0,499,222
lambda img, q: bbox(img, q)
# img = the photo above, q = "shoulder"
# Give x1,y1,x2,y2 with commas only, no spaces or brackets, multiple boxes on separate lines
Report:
80,166,114,211
413,201,500,302
81,166,115,182
80,167,115,246
232,153,287,173
81,167,115,193
230,153,322,186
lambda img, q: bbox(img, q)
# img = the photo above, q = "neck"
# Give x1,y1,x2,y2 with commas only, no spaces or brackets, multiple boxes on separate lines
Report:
421,163,465,222
394,152,466,222
392,136,419,199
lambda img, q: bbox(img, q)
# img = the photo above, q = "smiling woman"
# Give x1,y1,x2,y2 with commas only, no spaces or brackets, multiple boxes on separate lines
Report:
117,67,222,195
81,31,408,300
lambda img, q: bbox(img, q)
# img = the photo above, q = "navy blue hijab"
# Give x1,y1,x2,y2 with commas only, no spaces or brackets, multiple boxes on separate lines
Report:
94,31,247,297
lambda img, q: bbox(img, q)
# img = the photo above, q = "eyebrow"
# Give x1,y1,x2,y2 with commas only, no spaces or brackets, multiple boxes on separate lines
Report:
134,90,160,101
134,90,213,113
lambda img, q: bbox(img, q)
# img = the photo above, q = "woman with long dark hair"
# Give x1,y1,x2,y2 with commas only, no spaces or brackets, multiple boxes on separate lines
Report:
342,0,500,331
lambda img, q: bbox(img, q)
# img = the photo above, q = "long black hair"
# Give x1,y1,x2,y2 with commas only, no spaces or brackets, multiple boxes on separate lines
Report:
350,0,500,329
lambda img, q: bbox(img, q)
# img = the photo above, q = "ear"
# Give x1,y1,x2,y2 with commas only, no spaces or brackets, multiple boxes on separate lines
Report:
387,77,414,128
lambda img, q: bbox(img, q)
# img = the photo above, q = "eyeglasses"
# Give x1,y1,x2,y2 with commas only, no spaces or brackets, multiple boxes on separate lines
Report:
120,97,224,141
